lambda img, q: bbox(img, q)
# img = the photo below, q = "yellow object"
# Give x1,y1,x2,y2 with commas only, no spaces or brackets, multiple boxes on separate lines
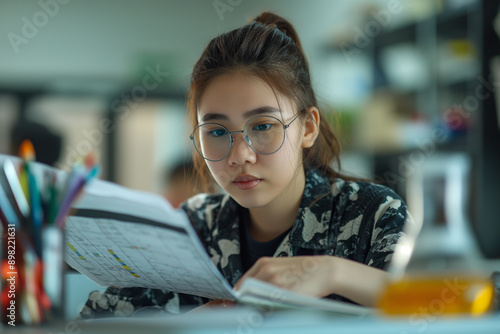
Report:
377,275,495,317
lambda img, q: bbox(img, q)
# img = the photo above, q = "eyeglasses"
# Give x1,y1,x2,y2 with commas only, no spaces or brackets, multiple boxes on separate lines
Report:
190,113,301,162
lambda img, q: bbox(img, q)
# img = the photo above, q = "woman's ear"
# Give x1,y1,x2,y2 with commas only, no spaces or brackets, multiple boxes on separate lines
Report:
301,107,320,148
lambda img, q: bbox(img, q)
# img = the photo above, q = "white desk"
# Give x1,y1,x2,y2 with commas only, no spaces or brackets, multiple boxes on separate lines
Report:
3,306,500,334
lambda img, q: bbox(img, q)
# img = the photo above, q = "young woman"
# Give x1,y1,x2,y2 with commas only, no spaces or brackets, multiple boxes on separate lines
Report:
80,12,411,318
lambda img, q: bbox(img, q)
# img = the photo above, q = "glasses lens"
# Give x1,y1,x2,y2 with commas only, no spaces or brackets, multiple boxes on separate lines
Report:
193,124,231,161
244,116,284,154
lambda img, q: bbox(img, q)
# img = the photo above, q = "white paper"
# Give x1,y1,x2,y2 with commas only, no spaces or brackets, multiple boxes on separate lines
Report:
65,178,235,301
236,278,372,316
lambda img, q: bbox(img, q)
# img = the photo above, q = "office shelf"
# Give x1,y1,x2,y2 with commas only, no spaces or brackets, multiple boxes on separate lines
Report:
373,0,500,259
325,0,500,258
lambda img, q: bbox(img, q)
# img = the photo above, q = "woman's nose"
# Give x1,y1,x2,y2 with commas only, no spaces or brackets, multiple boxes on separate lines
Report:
227,133,257,166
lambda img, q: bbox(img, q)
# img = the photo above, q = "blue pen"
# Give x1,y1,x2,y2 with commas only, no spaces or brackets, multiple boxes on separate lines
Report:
85,165,100,182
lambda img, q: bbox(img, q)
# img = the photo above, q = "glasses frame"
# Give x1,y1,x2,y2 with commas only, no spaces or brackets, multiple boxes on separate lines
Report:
190,112,301,162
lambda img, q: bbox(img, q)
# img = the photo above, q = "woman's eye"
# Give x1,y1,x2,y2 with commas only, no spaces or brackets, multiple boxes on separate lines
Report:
253,123,272,131
208,128,227,137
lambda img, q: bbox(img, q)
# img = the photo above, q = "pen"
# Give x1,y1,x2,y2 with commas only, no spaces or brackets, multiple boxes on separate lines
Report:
3,160,30,220
19,140,36,161
54,154,99,228
19,164,30,206
47,174,58,226
18,140,36,206
53,166,86,227
0,175,22,228
29,171,43,254
21,144,46,325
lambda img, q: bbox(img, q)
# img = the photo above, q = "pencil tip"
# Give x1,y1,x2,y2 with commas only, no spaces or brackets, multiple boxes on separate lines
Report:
19,139,36,161
84,152,97,168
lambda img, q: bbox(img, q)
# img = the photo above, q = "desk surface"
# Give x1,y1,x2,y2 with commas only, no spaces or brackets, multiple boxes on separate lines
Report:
3,306,500,334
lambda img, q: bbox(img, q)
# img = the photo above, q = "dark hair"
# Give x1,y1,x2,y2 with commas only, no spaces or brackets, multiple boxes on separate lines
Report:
188,12,352,193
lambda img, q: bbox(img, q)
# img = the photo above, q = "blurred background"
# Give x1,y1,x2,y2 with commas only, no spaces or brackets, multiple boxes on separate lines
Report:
1,0,500,317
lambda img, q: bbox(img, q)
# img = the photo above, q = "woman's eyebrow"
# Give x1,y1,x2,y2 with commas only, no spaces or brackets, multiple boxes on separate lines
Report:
201,106,280,123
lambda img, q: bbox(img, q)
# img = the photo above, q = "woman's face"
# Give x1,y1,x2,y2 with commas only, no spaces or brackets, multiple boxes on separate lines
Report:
197,72,307,209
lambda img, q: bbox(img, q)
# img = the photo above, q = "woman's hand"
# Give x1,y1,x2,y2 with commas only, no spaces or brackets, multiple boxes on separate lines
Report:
234,256,391,307
234,256,336,298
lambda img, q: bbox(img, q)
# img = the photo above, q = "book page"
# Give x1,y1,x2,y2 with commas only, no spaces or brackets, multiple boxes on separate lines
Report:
65,179,236,301
236,278,372,316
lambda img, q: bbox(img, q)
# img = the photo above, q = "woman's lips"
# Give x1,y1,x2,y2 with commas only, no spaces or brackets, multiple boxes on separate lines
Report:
232,175,262,190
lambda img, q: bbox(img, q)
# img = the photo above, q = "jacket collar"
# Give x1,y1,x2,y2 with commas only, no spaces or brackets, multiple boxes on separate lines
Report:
286,169,335,250
213,194,244,285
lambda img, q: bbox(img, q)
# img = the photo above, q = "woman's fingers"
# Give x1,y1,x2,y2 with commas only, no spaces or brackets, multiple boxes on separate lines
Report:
234,256,334,297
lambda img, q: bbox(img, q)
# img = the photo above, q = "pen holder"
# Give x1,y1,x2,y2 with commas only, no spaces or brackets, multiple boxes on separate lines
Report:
0,150,97,326
1,222,66,326
42,226,66,321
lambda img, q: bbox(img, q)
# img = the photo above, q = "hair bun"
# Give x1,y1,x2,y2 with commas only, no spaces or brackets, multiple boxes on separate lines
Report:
252,12,303,51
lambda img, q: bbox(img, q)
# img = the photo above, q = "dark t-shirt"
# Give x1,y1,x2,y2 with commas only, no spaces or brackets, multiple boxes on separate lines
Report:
239,208,292,272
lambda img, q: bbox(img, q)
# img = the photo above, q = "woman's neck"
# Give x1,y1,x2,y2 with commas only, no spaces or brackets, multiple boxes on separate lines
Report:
248,169,305,242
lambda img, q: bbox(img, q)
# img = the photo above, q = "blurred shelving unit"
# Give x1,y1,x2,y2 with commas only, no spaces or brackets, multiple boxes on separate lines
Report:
375,0,500,259
324,0,500,259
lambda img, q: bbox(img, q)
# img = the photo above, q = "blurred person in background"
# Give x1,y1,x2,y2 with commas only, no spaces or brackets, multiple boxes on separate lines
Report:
10,120,62,166
163,159,199,208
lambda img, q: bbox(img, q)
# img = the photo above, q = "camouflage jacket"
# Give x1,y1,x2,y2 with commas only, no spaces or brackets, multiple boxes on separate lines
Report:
80,169,410,319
